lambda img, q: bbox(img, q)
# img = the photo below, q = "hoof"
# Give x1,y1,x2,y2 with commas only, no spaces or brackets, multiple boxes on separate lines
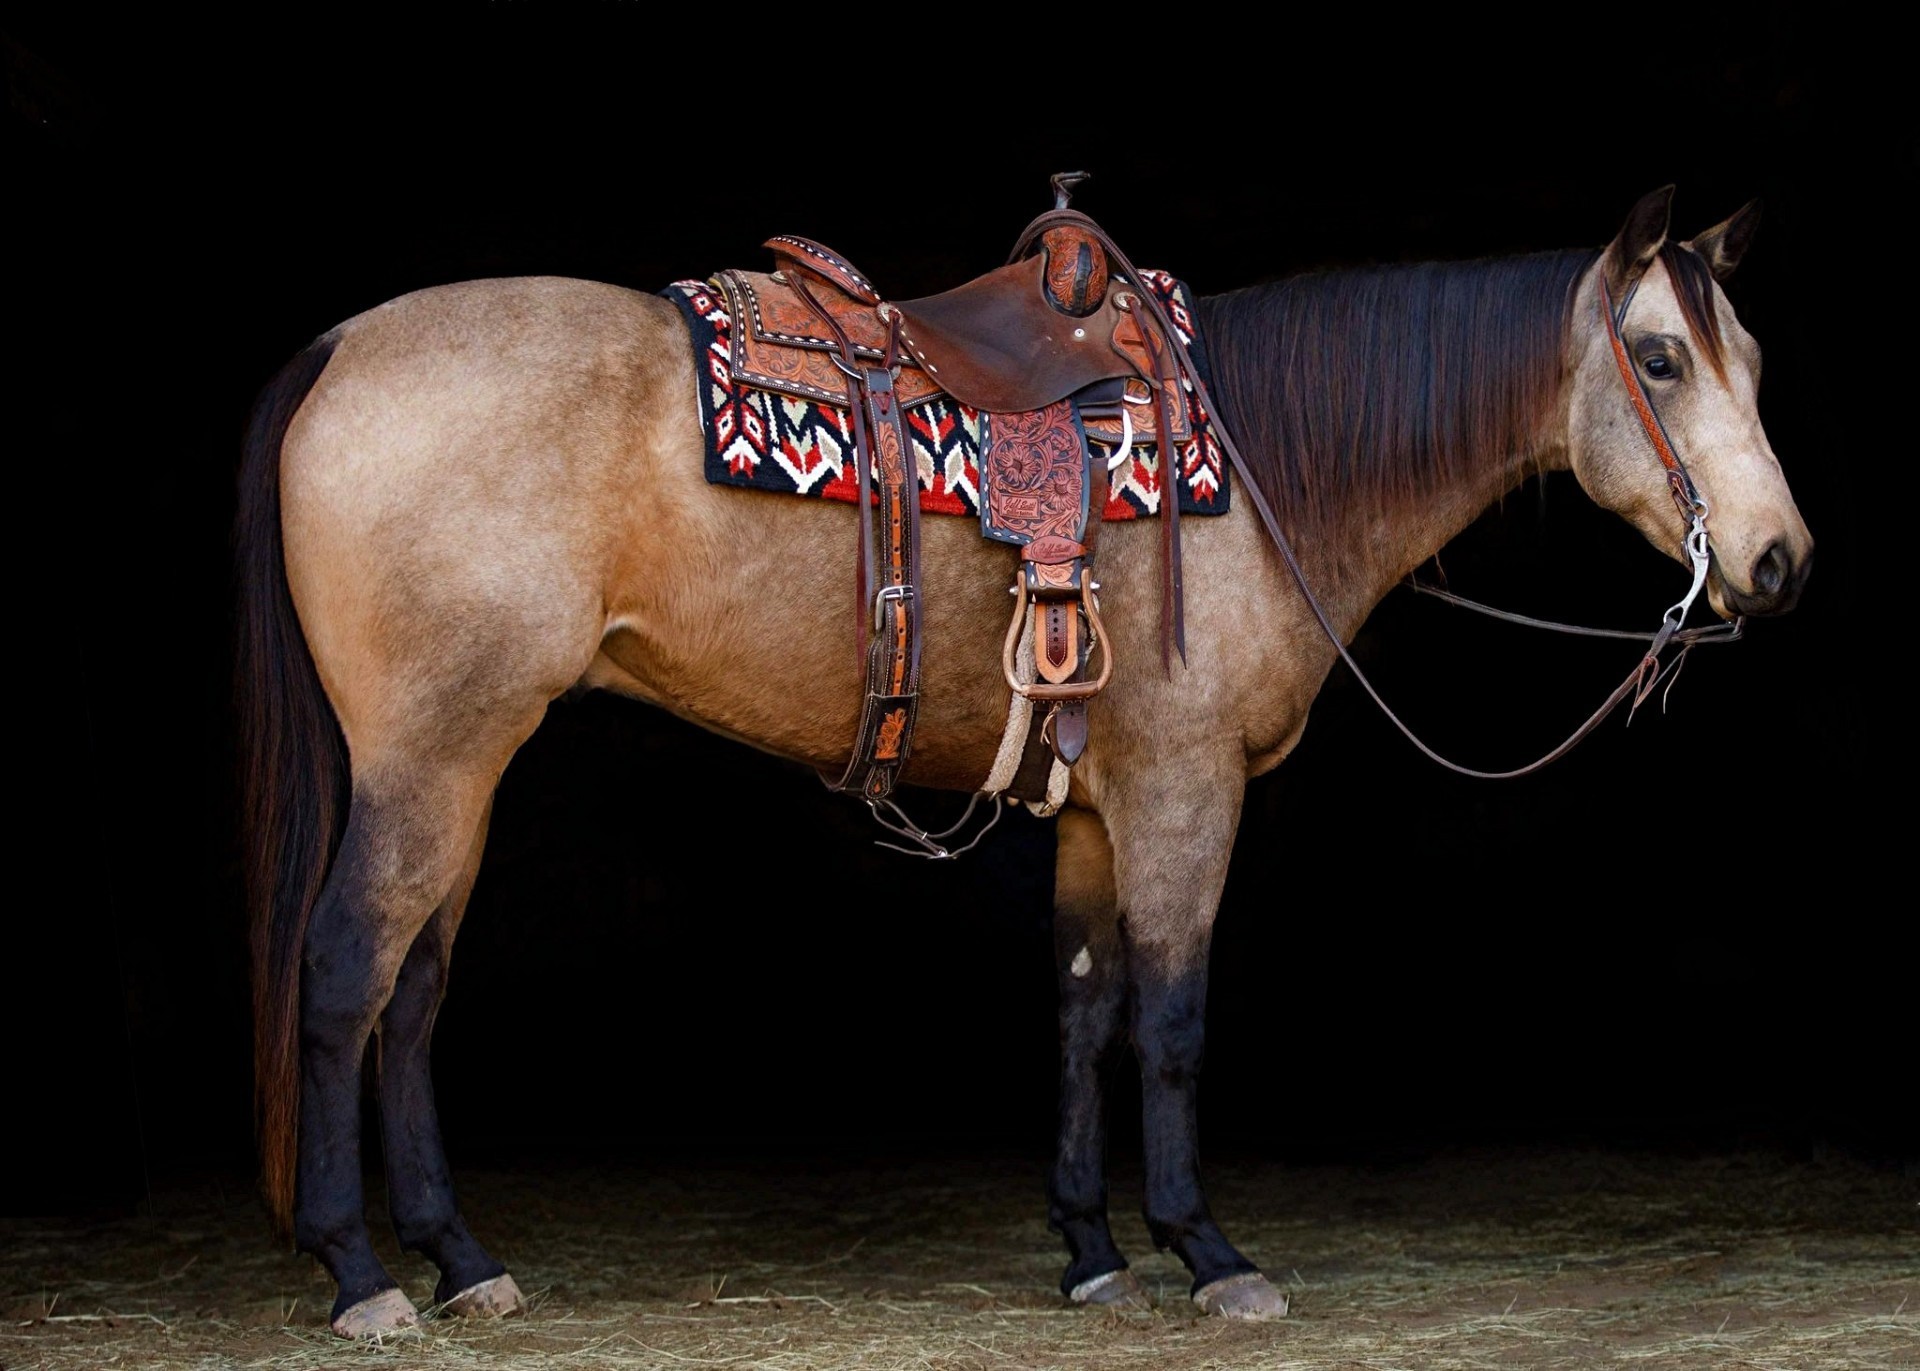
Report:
1193,1271,1289,1320
441,1273,527,1320
1068,1268,1151,1310
331,1287,421,1339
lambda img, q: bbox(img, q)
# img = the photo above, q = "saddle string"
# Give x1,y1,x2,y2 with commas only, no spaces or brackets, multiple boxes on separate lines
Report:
868,788,1004,861
1025,209,1732,780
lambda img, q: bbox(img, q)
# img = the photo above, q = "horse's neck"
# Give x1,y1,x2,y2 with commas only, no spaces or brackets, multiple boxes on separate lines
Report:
1319,433,1568,638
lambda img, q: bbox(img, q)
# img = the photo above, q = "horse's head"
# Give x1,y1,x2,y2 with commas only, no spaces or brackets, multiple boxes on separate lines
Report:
1568,187,1812,618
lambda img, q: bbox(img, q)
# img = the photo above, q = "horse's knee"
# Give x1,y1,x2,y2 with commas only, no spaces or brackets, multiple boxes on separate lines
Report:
1132,970,1208,1081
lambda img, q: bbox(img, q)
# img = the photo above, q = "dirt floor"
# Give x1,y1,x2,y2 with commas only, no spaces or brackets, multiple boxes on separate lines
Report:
2,1148,1912,1369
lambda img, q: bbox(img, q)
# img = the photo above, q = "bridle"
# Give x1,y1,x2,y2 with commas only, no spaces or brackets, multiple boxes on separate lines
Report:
1597,271,1720,645
1114,241,1745,780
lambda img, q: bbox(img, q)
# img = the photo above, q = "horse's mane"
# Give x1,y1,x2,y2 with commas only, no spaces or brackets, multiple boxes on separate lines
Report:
1195,243,1726,537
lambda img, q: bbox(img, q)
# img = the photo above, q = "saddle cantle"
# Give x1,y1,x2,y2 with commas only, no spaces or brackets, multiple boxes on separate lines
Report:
702,175,1214,844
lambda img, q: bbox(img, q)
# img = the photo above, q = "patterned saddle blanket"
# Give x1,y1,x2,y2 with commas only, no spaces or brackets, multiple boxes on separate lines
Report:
664,271,1228,521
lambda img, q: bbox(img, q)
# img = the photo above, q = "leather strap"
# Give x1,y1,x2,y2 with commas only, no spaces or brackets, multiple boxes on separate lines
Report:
831,360,924,799
1601,276,1707,529
1141,311,1186,668
788,266,926,800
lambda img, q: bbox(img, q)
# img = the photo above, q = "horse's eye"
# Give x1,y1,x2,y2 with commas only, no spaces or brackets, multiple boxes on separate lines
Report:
1642,354,1676,381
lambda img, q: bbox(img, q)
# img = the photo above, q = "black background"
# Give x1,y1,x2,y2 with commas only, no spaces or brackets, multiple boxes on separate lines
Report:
6,8,1907,1219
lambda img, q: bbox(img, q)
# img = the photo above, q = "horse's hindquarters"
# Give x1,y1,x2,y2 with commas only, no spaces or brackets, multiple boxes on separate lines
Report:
281,277,1022,794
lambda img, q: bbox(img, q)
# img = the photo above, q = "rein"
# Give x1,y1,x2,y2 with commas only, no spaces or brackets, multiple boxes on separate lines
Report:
1074,222,1743,779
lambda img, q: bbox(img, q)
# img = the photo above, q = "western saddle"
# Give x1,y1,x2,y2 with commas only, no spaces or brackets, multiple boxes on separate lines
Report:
714,173,1207,851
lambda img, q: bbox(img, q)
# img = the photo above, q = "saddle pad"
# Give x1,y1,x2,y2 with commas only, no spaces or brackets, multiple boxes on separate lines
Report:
664,270,1228,520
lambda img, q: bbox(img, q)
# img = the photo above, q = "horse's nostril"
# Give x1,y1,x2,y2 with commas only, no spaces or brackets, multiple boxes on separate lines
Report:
1752,541,1790,599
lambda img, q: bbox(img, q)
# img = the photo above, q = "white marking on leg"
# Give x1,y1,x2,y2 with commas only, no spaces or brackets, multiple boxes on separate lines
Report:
1070,946,1093,978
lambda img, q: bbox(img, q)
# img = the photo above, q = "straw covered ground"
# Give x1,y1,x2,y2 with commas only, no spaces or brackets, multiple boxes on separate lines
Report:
4,1148,1913,1369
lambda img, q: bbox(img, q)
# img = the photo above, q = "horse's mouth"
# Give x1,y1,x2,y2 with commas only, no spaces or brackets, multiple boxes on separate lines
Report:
1705,564,1737,621
1706,551,1808,619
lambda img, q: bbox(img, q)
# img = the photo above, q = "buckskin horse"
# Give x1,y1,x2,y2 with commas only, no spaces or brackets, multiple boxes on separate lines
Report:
236,183,1810,1335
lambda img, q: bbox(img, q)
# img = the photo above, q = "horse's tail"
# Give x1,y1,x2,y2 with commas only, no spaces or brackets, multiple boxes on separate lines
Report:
235,334,343,1238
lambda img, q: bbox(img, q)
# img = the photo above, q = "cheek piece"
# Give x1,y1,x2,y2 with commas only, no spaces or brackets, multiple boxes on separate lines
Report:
1598,276,1715,635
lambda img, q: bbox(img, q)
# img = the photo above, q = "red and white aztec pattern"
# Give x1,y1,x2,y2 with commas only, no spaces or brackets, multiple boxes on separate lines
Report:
664,271,1228,520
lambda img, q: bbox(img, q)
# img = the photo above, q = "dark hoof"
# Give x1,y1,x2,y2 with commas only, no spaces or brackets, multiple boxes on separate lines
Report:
1193,1271,1289,1320
1068,1268,1151,1310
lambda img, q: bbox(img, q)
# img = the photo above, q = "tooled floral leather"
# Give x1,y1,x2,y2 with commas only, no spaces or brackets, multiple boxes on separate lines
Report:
1041,225,1108,316
718,271,945,408
980,400,1088,545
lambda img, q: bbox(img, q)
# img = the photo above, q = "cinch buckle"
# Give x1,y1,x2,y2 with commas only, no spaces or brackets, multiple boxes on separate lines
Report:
873,582,914,632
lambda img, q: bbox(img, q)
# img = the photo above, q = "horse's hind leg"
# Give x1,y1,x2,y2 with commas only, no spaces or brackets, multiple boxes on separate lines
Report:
296,754,522,1337
374,802,525,1319
1048,806,1149,1309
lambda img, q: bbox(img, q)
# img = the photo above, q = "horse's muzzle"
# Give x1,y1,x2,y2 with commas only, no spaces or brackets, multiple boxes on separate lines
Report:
1714,539,1812,617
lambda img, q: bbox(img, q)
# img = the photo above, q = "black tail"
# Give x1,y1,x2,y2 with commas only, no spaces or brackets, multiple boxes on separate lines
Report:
235,336,343,1238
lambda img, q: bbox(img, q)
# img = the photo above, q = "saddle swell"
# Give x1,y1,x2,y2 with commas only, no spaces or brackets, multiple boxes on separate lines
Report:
729,186,1210,827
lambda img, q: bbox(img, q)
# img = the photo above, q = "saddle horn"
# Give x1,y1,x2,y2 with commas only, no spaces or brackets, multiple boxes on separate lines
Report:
1050,170,1092,209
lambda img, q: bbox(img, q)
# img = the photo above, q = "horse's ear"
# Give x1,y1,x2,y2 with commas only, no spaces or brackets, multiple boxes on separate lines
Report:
1603,185,1674,301
1688,199,1762,282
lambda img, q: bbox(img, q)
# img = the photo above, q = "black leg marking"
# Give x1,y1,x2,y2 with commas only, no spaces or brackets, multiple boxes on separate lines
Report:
377,915,507,1305
293,821,407,1320
1049,907,1132,1294
1046,808,1134,1298
293,781,496,1329
1132,961,1258,1293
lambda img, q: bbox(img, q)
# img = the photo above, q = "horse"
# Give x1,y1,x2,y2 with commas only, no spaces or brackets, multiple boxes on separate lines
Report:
236,184,1811,1336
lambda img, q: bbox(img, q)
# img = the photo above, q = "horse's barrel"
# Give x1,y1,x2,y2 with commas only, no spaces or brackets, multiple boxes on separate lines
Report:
1040,224,1109,317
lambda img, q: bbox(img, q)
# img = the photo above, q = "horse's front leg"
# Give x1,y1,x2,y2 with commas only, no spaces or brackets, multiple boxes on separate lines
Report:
1107,766,1290,1320
1048,806,1150,1308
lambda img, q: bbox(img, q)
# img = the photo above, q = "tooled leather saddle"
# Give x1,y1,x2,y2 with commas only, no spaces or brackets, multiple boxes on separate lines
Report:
714,174,1206,841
